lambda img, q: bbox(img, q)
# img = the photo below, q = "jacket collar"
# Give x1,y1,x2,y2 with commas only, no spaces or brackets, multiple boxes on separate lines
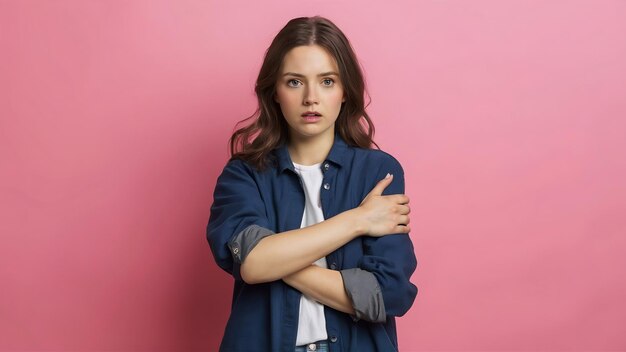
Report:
275,131,349,173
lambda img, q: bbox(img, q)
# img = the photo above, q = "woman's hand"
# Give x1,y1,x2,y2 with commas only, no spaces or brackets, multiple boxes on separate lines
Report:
355,174,411,237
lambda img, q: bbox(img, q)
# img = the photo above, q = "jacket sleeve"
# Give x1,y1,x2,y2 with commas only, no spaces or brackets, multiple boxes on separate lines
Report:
348,155,418,320
206,159,275,281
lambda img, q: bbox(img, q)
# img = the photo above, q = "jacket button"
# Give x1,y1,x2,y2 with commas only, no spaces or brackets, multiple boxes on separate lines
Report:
323,183,330,190
323,163,330,171
330,336,338,343
330,263,337,270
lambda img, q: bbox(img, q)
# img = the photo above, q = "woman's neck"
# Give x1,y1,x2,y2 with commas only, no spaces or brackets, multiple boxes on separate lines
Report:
287,133,334,166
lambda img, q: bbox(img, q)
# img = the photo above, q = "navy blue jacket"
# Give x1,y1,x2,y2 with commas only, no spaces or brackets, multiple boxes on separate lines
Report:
207,132,418,352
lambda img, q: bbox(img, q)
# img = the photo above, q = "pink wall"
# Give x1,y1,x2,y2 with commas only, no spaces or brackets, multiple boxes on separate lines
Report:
1,0,625,350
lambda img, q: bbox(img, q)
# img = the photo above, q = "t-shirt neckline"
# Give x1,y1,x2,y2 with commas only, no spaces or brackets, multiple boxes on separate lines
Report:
293,161,323,171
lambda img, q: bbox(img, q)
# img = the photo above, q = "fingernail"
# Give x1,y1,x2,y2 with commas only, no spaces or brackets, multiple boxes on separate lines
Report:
385,173,392,179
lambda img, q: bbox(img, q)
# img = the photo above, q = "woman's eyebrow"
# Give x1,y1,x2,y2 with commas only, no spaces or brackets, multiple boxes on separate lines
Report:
282,71,339,77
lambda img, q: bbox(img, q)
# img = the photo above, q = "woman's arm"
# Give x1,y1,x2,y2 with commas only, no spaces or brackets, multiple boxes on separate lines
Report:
241,208,364,284
282,265,356,316
241,174,410,284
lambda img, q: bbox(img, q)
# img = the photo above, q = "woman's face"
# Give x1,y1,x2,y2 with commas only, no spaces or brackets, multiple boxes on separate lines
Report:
274,44,345,143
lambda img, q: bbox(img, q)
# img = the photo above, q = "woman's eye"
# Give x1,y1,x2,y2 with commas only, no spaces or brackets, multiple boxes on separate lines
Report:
287,78,334,87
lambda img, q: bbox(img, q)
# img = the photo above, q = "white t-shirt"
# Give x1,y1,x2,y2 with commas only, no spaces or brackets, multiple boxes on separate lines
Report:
292,161,329,346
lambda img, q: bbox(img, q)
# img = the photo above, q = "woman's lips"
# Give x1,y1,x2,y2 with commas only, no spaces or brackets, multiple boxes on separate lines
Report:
302,115,321,122
302,112,322,122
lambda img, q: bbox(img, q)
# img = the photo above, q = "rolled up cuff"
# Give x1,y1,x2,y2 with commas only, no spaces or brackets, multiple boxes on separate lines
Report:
227,224,275,264
340,267,386,323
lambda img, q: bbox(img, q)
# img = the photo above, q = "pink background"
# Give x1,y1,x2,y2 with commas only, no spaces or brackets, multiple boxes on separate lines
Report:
2,0,625,350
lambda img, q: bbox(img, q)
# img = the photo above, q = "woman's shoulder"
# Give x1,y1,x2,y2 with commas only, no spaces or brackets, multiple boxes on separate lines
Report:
216,158,258,182
351,146,404,173
221,155,278,177
221,157,248,172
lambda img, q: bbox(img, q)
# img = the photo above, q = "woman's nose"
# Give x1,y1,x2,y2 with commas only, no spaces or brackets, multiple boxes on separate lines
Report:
303,87,318,105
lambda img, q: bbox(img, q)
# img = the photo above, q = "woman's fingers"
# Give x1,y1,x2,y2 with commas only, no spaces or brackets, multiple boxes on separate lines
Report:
382,194,409,205
368,174,394,197
395,204,410,215
395,195,410,204
394,225,411,233
359,186,413,236
397,215,410,225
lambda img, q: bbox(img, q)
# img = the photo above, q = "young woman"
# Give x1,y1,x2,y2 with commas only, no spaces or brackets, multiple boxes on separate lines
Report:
207,16,418,352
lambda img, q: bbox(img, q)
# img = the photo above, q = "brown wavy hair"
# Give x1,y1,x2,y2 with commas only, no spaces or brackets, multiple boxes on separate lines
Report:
229,16,379,171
